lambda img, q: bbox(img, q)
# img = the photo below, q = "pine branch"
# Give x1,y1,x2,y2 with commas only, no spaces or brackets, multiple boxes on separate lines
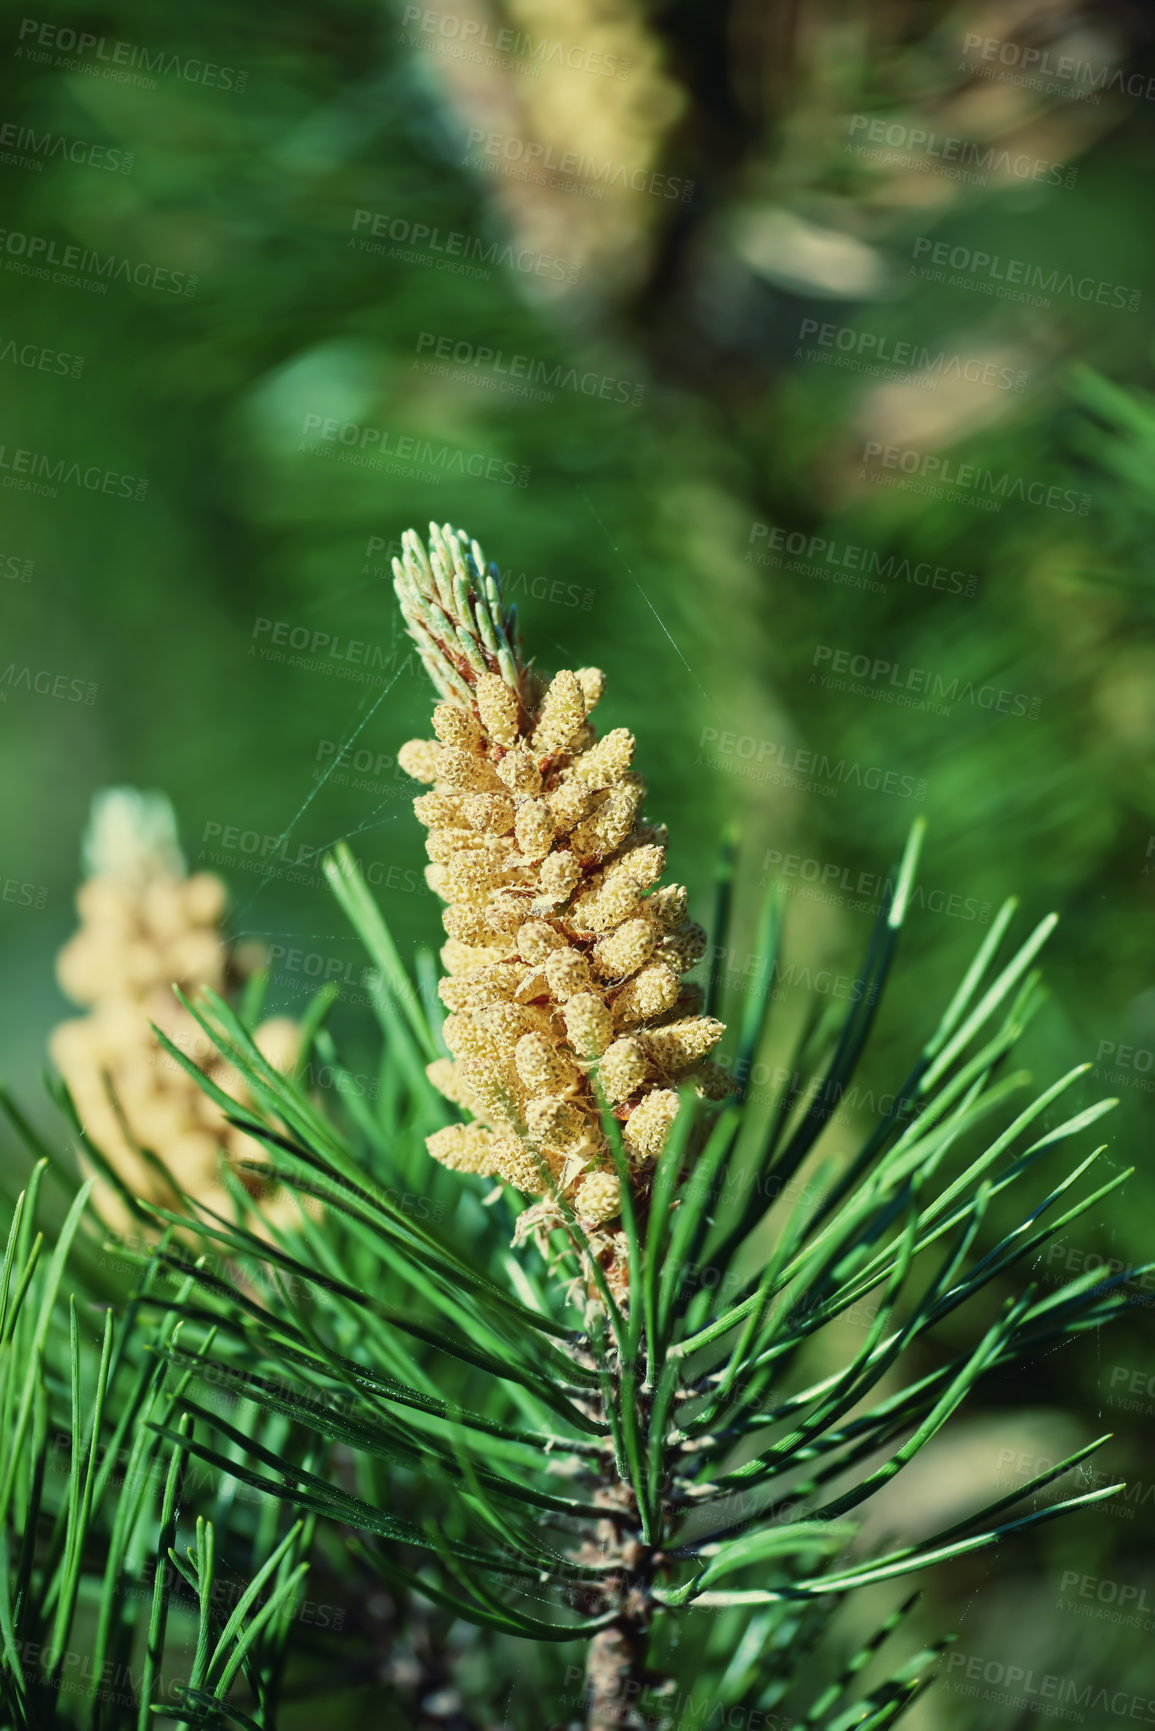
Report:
3,520,1138,1728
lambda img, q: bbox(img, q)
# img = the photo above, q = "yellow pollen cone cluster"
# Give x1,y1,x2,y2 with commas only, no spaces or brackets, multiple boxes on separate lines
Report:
50,790,301,1242
393,526,730,1297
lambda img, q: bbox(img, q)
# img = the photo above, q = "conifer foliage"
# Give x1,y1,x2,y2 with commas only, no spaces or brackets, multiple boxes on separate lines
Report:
0,523,1143,1729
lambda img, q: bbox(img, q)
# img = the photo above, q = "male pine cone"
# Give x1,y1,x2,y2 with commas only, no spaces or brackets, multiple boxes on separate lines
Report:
394,524,728,1293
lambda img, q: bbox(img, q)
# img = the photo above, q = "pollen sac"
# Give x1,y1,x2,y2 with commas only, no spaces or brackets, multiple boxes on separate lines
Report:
531,670,586,754
570,777,645,858
641,1016,725,1073
438,961,522,1011
612,962,681,1027
482,1002,550,1046
573,727,634,790
492,1137,558,1193
656,921,708,971
576,1168,620,1224
444,848,509,902
425,828,475,863
398,739,441,783
547,779,595,834
526,1096,586,1148
570,874,644,933
591,917,657,981
575,667,606,712
515,1031,579,1093
476,671,521,747
647,884,689,929
514,969,548,1005
517,919,566,964
598,1037,648,1105
439,1013,486,1062
564,992,614,1059
485,889,532,933
439,1012,465,1055
427,1123,504,1176
442,903,492,944
456,1059,519,1126
535,850,582,907
496,747,542,799
442,934,518,971
623,1089,680,1162
459,792,515,834
514,802,555,862
606,842,665,888
413,791,464,829
690,1061,737,1100
433,702,482,750
544,948,593,1001
437,746,495,792
426,1057,467,1105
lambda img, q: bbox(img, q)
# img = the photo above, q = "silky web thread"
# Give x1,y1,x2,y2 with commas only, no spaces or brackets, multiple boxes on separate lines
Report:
233,659,411,919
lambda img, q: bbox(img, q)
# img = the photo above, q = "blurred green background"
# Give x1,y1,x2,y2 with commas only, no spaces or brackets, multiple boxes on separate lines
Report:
2,0,1154,1722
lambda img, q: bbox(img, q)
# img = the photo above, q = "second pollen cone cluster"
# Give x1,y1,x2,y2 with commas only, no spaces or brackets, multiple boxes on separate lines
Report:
50,790,301,1245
